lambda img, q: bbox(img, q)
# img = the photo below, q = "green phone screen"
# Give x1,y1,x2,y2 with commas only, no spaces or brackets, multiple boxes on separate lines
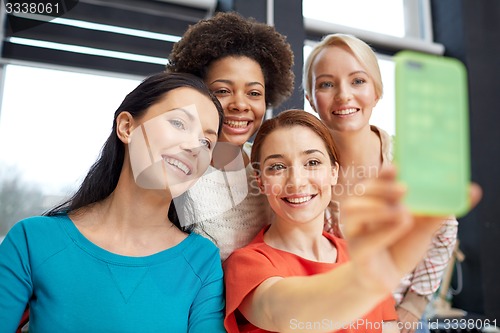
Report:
394,51,470,216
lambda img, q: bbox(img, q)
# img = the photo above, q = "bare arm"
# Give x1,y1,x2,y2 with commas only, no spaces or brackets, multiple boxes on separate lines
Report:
236,167,481,333
239,264,392,333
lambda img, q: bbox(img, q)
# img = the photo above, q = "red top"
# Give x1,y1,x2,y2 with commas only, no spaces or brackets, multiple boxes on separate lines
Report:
223,226,397,333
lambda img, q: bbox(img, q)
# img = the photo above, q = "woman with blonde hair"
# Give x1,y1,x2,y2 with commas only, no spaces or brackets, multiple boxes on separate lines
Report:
304,33,459,333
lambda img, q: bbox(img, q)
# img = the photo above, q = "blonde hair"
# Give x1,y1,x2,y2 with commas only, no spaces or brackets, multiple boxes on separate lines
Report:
303,33,383,101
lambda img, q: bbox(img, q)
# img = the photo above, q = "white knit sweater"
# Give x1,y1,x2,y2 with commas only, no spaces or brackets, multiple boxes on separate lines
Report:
174,143,272,260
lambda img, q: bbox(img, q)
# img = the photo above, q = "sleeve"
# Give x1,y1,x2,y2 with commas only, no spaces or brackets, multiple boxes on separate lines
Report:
381,296,398,322
188,244,226,333
398,217,458,316
0,222,33,333
223,247,282,333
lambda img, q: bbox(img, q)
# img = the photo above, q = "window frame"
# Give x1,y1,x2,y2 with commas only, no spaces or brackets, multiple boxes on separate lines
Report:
303,0,444,55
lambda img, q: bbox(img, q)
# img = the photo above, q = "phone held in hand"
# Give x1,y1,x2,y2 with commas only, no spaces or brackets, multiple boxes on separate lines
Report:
394,50,470,217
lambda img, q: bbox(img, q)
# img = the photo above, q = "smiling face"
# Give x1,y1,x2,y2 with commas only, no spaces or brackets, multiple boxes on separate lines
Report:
127,87,219,197
205,56,267,147
257,125,338,225
308,45,379,133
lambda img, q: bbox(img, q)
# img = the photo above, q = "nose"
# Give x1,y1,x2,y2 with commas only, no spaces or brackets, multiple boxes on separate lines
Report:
228,92,250,113
334,82,352,103
286,165,307,191
179,134,202,157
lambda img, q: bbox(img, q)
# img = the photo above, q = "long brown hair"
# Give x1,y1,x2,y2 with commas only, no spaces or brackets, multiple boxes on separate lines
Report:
45,72,224,232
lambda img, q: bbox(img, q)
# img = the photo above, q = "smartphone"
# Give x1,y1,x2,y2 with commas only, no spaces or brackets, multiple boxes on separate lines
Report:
394,50,470,217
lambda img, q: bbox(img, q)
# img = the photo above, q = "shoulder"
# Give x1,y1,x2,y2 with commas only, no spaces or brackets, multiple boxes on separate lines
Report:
187,232,219,251
0,215,71,265
370,124,392,144
181,233,223,275
322,231,350,262
370,125,393,162
5,215,66,239
223,238,284,276
225,242,267,263
223,241,284,294
183,233,220,258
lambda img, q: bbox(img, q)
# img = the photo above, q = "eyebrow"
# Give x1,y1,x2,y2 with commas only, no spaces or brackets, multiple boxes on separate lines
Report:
205,128,218,138
209,79,265,88
170,107,218,138
170,107,195,120
262,149,326,164
315,70,368,80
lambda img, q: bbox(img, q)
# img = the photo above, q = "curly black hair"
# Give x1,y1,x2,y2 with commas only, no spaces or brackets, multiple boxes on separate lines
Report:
167,11,295,108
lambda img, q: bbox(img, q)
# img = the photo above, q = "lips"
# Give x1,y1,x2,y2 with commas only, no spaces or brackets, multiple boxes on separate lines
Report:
162,156,192,175
332,108,359,115
224,119,250,128
223,118,253,135
282,195,316,204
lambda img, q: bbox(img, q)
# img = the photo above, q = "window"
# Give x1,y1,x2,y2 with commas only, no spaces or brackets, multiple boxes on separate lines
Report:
0,64,140,237
302,0,439,135
303,0,406,38
0,0,211,238
303,0,443,55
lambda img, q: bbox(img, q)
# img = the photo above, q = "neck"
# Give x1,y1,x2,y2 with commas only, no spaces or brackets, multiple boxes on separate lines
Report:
330,125,382,182
264,215,334,262
77,166,173,230
211,141,248,171
69,166,184,256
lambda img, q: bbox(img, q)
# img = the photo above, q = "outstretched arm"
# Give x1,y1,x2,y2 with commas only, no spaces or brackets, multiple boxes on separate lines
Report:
234,166,481,333
238,264,395,333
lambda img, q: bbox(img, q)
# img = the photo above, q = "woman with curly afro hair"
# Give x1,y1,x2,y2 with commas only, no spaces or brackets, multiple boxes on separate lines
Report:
167,11,295,260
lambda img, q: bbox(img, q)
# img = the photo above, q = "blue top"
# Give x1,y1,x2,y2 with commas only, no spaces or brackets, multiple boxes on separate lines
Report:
0,215,225,333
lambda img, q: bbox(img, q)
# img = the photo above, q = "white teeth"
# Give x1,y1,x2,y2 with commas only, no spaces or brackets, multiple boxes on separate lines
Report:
225,120,249,128
333,108,357,115
164,157,191,175
286,196,313,204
